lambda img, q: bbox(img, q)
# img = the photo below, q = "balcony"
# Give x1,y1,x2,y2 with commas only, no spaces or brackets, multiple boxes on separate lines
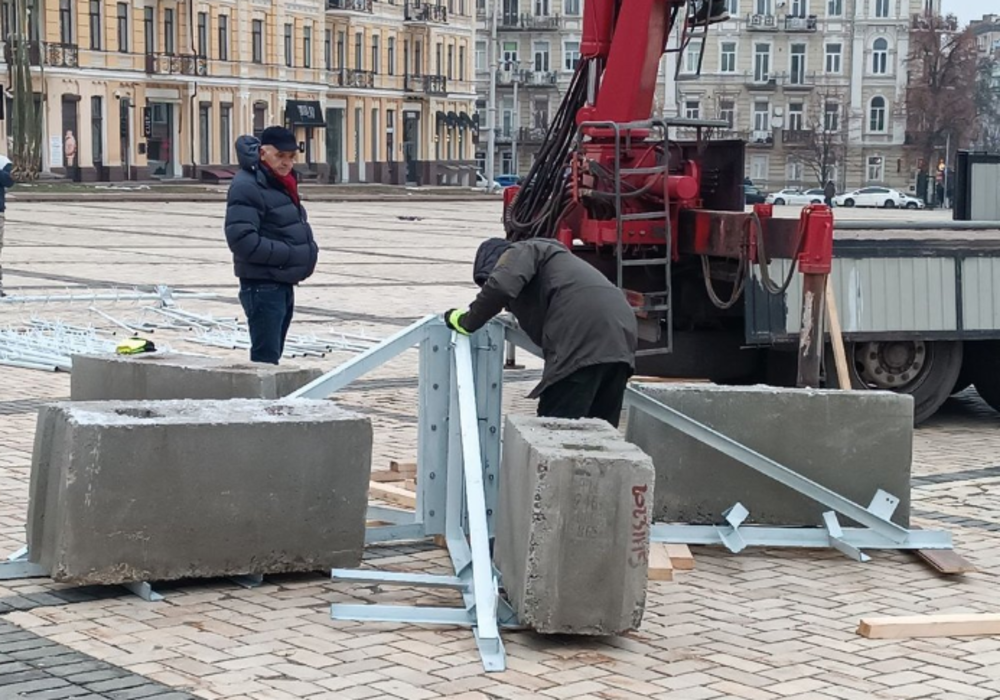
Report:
782,70,816,90
523,70,557,87
145,53,208,76
45,42,79,68
496,68,558,87
500,13,561,30
747,129,775,146
519,126,548,143
746,13,778,30
405,1,448,23
2,39,43,66
784,15,818,31
332,69,376,88
327,0,374,12
782,129,813,144
404,73,448,94
747,75,778,90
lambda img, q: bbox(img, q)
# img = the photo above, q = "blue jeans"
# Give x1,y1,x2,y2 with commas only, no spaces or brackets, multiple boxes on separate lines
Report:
239,280,294,364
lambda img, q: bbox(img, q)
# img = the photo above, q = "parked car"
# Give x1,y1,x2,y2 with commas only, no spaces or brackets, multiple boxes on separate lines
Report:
766,188,827,206
495,174,521,188
899,193,926,209
833,187,907,208
744,185,768,205
476,172,501,192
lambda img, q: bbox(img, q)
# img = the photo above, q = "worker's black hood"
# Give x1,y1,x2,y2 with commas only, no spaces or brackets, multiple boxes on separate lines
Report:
473,238,512,287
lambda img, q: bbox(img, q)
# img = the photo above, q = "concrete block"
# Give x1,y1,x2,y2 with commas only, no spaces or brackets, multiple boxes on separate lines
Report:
28,399,372,584
496,416,656,635
625,384,913,527
70,354,322,401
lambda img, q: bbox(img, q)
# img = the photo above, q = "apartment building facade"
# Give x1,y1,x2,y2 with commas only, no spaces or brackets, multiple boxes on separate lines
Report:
665,0,941,193
473,0,580,175
0,0,477,184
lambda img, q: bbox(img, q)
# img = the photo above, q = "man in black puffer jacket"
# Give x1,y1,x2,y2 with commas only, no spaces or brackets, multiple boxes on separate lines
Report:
225,127,318,363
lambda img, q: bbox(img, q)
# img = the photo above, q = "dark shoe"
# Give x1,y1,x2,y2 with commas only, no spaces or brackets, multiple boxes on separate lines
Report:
690,0,730,26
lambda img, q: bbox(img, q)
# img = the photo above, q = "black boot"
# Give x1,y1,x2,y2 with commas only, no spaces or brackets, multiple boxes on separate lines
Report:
690,0,730,26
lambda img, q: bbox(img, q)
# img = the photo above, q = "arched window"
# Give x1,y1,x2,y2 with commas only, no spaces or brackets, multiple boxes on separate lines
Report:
869,96,887,132
872,38,888,74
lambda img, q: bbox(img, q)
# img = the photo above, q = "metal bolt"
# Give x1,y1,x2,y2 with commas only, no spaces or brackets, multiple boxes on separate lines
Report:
429,510,435,517
429,472,436,479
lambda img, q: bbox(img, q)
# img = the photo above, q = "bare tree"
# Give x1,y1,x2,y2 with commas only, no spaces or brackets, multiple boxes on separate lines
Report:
974,52,1000,152
906,13,980,189
784,91,847,189
8,0,43,181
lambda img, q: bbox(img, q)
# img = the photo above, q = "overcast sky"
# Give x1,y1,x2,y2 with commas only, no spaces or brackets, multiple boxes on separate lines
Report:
942,0,1000,24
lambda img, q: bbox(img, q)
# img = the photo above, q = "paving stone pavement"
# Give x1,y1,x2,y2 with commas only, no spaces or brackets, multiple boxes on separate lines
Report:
0,202,999,699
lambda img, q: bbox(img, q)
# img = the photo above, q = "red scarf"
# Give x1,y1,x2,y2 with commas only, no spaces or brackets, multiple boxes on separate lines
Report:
263,164,300,206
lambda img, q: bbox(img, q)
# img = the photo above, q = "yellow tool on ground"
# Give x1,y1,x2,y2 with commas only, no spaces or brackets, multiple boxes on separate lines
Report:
115,337,156,355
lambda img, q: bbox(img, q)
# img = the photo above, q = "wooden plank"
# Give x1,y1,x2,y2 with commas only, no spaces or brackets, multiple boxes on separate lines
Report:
370,470,408,483
915,548,978,575
630,376,711,385
825,278,851,390
390,460,418,476
647,544,674,582
665,544,695,571
368,482,417,510
858,613,1000,639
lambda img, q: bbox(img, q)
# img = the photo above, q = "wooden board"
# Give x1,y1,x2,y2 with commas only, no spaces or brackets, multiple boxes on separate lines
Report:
370,470,409,483
630,376,711,384
825,279,851,390
665,544,695,571
390,460,418,476
858,613,1000,639
368,482,417,510
647,543,674,581
915,548,978,575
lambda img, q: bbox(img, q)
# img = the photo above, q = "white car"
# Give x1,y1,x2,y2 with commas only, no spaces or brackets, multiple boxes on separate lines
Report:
766,188,828,206
833,187,907,208
475,172,501,192
899,193,926,210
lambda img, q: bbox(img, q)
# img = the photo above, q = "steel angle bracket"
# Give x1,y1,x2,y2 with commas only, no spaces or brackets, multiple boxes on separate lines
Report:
823,512,871,563
0,546,47,580
715,503,749,554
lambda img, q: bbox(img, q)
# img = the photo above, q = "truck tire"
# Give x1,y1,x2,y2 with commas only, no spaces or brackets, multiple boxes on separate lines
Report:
967,341,1000,413
849,340,963,424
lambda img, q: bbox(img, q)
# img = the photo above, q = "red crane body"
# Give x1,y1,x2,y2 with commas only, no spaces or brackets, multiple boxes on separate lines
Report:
503,0,834,386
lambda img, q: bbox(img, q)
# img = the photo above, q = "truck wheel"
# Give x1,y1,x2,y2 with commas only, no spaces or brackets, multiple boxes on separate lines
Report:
850,340,963,424
967,341,1000,413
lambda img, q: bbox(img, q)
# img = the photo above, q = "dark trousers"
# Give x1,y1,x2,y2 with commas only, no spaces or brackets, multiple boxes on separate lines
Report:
537,362,632,428
239,280,294,364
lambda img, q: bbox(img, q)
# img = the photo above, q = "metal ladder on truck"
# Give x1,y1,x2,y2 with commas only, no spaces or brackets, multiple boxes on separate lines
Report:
577,118,674,358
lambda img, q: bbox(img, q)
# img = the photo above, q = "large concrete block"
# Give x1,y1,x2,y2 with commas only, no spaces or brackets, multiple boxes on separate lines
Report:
70,354,322,401
625,384,913,527
28,399,372,584
496,416,656,635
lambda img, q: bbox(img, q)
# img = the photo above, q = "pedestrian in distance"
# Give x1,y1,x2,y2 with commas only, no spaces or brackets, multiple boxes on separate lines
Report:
0,154,15,298
444,238,638,427
224,126,318,364
824,180,836,208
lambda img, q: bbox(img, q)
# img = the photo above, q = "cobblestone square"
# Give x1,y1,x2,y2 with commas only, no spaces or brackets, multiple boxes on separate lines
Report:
0,200,997,700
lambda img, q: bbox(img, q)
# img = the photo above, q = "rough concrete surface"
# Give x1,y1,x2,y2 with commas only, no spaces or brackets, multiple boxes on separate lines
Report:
496,415,656,635
626,383,914,527
27,399,372,584
70,353,322,401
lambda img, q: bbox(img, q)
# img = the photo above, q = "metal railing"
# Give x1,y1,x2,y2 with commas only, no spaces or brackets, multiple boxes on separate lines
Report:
45,42,79,67
404,73,448,94
334,68,376,88
496,68,559,86
405,1,448,22
327,0,374,12
499,13,560,29
518,126,547,143
746,13,778,29
783,15,818,31
145,53,208,76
